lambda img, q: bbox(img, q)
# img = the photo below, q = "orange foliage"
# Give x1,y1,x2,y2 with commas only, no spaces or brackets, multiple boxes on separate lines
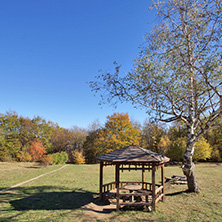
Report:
29,141,46,161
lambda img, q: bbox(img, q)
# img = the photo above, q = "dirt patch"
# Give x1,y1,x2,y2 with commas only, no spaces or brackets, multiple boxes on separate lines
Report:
81,200,116,221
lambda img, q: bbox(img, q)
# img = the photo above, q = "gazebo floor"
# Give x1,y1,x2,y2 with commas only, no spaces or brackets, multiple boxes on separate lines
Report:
103,188,153,208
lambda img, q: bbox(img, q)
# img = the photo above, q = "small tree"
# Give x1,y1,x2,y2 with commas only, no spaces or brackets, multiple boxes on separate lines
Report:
29,141,46,161
71,150,85,164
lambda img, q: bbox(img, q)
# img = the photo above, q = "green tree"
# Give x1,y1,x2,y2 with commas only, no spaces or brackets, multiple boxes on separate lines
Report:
32,116,54,152
168,121,187,141
205,117,222,160
167,137,186,162
0,111,21,161
83,120,102,164
141,122,165,153
19,117,35,150
90,0,222,192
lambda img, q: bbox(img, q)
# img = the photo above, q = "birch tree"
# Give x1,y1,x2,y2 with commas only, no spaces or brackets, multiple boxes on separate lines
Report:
90,0,222,192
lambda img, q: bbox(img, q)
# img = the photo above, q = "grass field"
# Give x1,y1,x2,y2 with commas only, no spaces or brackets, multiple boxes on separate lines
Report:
0,162,221,222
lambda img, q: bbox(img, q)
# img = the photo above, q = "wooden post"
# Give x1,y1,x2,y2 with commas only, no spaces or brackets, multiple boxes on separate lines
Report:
142,164,145,189
115,163,120,212
161,163,165,201
99,161,103,201
152,163,156,211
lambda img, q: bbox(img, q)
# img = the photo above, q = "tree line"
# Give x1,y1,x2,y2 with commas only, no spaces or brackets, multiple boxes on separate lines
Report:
0,111,221,164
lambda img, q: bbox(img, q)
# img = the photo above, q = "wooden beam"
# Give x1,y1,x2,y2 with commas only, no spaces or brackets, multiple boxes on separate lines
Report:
142,164,145,189
119,167,151,171
161,163,165,201
155,193,164,204
152,163,156,211
99,161,103,201
116,163,120,212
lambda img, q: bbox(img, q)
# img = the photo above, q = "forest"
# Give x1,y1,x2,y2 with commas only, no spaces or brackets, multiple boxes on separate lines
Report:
0,110,221,165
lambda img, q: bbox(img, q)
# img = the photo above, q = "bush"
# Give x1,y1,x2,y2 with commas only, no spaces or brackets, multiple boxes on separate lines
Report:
17,151,32,162
0,151,12,162
71,150,85,164
40,154,53,166
51,152,68,165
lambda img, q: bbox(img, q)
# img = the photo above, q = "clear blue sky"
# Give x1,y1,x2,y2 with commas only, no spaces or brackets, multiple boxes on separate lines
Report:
0,0,156,129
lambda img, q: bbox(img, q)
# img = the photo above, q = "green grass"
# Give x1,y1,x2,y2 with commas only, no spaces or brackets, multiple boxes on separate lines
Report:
0,162,221,221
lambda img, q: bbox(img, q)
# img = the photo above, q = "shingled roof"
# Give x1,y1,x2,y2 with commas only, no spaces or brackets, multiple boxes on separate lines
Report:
97,145,170,163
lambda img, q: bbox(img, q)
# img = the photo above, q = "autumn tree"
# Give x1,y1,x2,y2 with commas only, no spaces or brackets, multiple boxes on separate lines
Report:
193,137,212,161
90,0,222,192
29,141,46,161
83,113,141,162
71,150,85,164
157,135,171,155
50,126,86,161
31,116,54,152
96,113,141,154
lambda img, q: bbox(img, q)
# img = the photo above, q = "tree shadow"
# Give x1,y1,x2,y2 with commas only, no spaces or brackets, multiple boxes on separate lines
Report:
1,186,118,221
3,186,96,211
166,190,188,196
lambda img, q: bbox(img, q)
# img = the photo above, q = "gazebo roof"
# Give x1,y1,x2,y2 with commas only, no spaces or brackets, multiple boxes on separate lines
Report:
97,145,170,163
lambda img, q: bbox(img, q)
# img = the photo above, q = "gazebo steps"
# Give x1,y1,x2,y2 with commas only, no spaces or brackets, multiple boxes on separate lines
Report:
120,202,152,207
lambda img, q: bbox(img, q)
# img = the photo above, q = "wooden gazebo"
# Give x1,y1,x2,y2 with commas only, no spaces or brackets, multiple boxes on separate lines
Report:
97,145,170,211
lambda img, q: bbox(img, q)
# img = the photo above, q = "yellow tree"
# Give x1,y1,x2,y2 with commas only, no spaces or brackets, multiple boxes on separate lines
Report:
157,135,171,155
95,113,141,155
193,137,212,161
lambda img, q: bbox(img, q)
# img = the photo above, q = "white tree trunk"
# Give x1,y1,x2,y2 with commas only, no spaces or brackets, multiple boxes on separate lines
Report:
182,127,200,192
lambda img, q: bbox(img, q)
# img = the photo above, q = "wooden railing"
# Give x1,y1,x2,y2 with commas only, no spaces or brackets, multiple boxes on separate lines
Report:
102,181,162,193
102,182,116,193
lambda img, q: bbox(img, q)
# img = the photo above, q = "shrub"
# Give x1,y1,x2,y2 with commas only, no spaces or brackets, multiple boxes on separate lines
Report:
17,151,32,162
40,154,53,166
51,152,68,165
71,150,85,164
0,151,12,162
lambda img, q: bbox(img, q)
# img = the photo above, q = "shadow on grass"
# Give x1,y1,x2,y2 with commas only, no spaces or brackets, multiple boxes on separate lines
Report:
166,190,188,196
7,186,95,211
0,186,118,221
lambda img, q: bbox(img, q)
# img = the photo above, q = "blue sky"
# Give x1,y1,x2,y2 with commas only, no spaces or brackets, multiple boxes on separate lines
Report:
0,0,156,129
